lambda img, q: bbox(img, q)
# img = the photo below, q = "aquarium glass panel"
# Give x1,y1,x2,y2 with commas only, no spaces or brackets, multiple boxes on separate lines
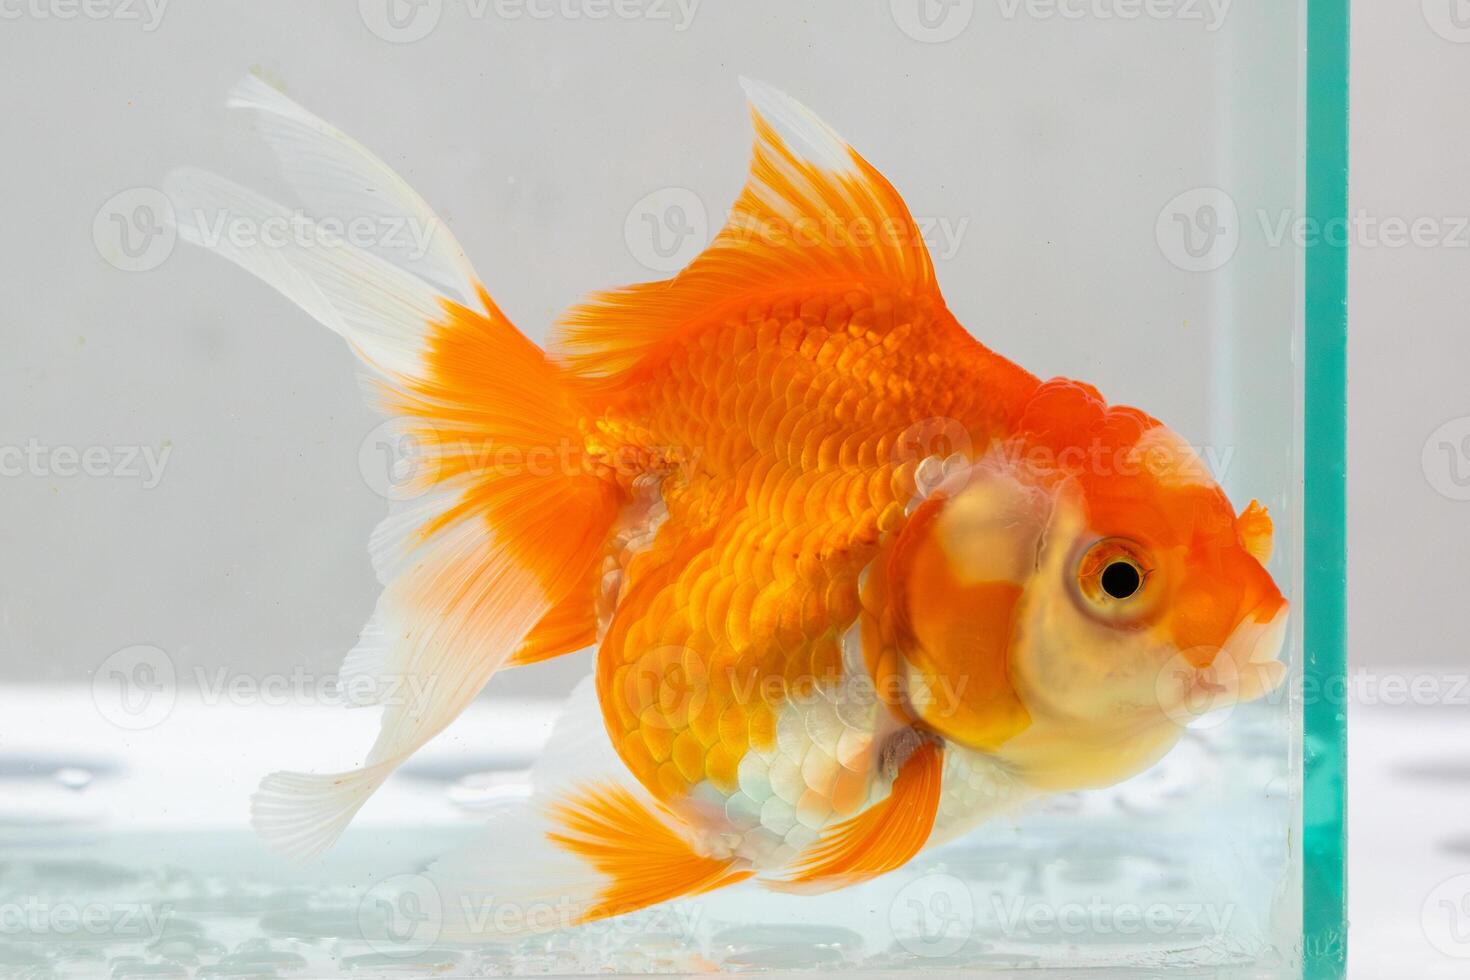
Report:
0,1,1346,976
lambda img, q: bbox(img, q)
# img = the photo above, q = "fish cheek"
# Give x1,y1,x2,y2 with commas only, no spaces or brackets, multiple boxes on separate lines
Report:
885,476,1044,751
900,577,1031,750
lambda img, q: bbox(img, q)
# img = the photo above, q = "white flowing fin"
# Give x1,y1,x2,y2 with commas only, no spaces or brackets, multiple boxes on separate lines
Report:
227,73,481,307
167,89,621,860
167,167,439,379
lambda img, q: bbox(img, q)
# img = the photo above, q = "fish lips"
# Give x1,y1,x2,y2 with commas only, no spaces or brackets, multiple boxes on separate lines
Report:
1164,601,1291,719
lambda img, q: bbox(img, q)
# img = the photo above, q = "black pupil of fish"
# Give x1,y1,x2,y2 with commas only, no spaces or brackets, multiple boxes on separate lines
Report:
1100,561,1141,600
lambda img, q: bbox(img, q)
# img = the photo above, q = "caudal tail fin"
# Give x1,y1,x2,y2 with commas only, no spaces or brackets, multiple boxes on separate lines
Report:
166,74,621,858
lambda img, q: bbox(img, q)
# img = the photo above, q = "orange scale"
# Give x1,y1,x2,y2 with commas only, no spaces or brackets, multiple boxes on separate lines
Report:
796,328,829,361
639,712,676,764
807,633,844,683
723,661,765,713
748,584,789,642
719,524,755,581
817,300,845,331
617,731,659,785
771,409,802,456
748,703,778,752
608,666,641,730
777,317,805,351
750,398,787,450
824,578,861,629
833,341,863,375
771,526,808,581
755,654,790,706
724,581,760,653
881,323,908,353
718,703,752,748
703,576,739,646
776,473,814,528
800,470,844,523
755,461,794,513
797,297,826,322
688,690,723,747
656,761,689,801
815,430,848,472
681,565,721,625
850,510,882,548
813,333,843,370
877,500,906,535
798,580,829,627
753,315,782,348
672,731,708,785
705,742,743,795
774,587,812,648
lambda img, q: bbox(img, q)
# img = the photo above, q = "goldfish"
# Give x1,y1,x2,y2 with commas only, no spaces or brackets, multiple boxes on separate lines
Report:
167,74,1288,936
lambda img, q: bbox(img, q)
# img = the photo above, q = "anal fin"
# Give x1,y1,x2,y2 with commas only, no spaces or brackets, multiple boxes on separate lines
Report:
767,735,943,893
547,784,753,924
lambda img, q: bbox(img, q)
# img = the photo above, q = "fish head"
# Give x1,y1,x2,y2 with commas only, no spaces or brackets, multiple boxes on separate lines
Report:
883,381,1288,788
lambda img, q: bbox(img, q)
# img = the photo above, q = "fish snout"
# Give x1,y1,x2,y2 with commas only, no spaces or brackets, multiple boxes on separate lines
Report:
1177,598,1289,706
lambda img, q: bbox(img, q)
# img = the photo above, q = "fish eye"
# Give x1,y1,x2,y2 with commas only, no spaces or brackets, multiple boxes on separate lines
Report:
1100,560,1142,600
1075,538,1155,620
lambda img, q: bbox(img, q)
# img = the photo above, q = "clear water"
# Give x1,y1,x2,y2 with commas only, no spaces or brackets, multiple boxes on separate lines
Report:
0,695,1291,977
1,0,1325,976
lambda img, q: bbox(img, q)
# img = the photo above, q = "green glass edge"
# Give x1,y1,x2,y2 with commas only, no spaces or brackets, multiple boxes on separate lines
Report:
1302,0,1349,975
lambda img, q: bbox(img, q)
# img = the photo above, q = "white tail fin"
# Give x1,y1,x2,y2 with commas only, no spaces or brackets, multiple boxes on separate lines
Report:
168,76,620,859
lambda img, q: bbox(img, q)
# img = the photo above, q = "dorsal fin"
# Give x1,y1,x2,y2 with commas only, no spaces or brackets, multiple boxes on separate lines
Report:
553,78,941,379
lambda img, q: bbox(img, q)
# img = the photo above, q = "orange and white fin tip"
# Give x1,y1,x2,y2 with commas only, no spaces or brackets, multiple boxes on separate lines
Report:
507,558,601,667
224,73,482,308
767,736,943,894
545,785,754,924
428,677,750,939
552,78,940,380
169,75,620,859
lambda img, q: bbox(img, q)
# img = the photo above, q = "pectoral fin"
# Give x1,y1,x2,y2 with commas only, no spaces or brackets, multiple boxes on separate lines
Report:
767,735,943,893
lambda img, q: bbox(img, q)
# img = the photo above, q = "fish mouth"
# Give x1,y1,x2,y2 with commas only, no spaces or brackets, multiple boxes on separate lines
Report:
1162,601,1290,722
1220,601,1290,703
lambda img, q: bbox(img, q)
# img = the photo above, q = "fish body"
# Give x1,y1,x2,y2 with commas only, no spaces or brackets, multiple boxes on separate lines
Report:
169,76,1288,935
584,284,1033,872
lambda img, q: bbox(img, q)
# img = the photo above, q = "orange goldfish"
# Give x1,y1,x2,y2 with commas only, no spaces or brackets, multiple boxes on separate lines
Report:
168,75,1288,934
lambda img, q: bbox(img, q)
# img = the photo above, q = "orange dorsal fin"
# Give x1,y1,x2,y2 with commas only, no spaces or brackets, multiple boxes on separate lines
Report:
767,737,943,893
546,783,753,923
552,78,941,379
